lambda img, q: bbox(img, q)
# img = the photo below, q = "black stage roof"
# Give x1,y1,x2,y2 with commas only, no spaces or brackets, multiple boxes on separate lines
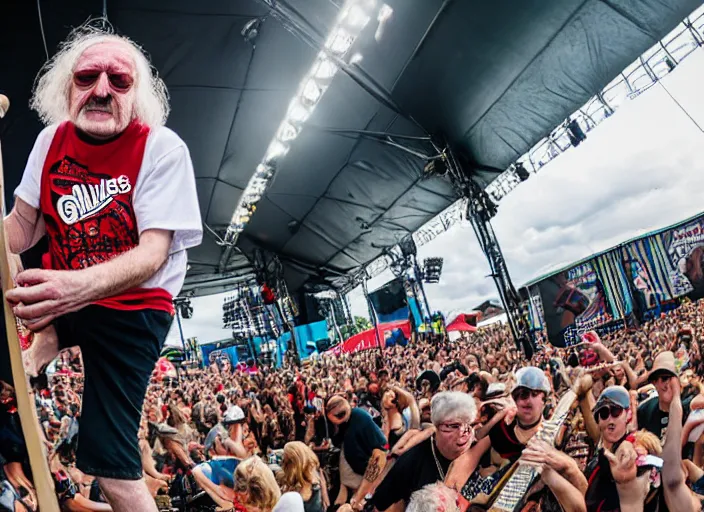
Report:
2,0,699,296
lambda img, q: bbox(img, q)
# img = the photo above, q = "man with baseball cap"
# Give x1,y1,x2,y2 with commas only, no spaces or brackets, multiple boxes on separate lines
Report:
446,366,552,505
583,385,658,512
220,405,248,459
637,351,691,442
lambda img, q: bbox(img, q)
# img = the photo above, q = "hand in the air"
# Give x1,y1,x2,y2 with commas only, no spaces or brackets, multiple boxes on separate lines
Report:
6,269,93,331
571,372,593,398
603,441,638,484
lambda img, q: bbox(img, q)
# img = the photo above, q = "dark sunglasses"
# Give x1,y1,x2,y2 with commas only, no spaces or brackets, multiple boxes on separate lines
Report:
73,70,134,91
512,388,543,401
594,405,624,422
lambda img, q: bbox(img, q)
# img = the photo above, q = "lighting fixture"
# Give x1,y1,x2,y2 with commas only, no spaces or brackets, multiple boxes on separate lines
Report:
225,0,386,242
422,257,444,284
514,162,530,182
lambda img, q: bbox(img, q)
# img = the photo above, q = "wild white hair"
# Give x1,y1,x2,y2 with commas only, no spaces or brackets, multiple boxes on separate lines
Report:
430,391,477,426
407,483,460,512
30,22,169,128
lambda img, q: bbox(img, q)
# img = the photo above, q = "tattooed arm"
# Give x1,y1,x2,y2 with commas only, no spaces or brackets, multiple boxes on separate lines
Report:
350,448,387,510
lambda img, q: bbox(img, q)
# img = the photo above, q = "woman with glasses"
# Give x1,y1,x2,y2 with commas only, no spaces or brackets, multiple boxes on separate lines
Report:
368,391,477,512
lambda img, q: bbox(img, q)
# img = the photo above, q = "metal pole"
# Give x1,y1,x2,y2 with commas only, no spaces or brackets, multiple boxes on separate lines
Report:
175,304,187,354
362,278,384,360
413,258,433,324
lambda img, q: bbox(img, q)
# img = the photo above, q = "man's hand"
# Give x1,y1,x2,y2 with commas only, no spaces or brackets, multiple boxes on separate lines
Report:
603,441,638,484
7,269,93,331
571,372,593,399
521,439,571,474
6,229,171,330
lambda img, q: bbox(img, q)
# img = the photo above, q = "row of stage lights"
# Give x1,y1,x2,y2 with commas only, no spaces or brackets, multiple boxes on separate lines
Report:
225,0,385,241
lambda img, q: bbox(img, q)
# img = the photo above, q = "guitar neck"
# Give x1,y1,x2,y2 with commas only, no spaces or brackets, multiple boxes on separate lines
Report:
488,390,577,512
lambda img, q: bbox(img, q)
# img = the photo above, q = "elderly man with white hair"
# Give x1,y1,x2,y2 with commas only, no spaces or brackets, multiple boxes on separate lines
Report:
367,391,477,512
5,24,201,512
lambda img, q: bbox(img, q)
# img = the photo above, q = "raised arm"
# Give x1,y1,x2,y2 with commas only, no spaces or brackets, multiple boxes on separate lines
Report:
5,197,46,254
541,467,587,512
661,378,697,512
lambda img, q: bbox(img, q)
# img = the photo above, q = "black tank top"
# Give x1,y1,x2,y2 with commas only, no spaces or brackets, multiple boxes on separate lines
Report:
303,484,324,512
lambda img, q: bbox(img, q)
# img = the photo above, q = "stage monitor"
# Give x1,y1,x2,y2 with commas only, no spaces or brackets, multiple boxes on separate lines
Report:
369,277,408,316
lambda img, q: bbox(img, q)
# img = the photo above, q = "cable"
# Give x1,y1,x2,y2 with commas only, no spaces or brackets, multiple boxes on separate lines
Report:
658,80,704,134
102,0,109,30
36,0,50,60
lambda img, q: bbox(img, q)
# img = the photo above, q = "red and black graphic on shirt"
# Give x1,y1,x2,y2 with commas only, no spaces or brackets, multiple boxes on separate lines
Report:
43,156,138,271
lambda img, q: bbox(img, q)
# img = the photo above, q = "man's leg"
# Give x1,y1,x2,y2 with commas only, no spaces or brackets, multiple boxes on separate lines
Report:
62,306,171,512
98,477,157,512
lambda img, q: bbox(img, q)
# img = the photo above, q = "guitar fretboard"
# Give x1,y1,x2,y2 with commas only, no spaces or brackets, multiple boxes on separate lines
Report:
489,391,576,512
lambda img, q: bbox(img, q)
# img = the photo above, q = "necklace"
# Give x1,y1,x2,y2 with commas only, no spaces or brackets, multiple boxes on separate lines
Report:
430,436,445,480
515,420,542,445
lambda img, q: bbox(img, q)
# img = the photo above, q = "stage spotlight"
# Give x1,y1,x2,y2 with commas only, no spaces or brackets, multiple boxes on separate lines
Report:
176,298,193,319
514,162,530,182
423,257,444,284
665,56,676,72
566,119,587,147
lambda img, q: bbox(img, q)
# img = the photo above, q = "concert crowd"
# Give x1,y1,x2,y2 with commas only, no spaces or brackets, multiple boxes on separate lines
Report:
3,298,704,512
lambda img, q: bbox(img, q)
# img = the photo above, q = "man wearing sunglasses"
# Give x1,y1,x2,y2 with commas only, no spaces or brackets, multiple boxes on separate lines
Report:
326,396,387,511
444,366,550,506
637,351,700,443
584,386,664,512
6,25,201,512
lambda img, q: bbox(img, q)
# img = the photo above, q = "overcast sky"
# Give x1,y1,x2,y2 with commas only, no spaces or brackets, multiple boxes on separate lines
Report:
165,49,704,347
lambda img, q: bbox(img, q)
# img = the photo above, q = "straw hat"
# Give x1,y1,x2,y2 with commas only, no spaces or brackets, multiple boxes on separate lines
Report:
648,351,678,382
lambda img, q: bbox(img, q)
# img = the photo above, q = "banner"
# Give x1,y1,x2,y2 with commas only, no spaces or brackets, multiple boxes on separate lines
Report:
537,261,613,347
662,216,704,300
622,236,677,314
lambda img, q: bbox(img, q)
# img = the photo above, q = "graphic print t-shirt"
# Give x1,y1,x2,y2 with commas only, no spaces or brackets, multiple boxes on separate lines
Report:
15,121,202,312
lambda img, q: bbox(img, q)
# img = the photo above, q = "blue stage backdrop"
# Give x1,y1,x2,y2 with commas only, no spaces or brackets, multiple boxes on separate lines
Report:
200,320,328,368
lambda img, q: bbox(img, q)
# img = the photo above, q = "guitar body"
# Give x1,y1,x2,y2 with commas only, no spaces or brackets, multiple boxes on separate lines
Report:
0,138,60,510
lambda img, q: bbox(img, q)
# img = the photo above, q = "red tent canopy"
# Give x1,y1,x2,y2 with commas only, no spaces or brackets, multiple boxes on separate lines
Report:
329,320,412,355
446,312,481,333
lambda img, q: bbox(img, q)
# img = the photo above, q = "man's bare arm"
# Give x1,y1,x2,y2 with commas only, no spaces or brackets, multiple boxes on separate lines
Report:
8,229,173,330
352,449,387,508
4,198,45,254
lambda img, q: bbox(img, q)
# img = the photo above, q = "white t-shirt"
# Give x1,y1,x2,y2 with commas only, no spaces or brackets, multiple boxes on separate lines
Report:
14,123,203,297
273,492,305,512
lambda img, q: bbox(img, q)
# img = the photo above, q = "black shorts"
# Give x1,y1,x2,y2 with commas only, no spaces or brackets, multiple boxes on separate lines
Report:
55,305,172,479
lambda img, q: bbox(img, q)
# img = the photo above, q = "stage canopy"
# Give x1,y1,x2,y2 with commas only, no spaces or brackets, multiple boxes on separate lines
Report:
446,313,480,333
2,0,699,296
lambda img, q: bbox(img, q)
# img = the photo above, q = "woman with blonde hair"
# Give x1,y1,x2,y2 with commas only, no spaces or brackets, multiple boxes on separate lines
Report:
278,441,328,512
233,457,281,511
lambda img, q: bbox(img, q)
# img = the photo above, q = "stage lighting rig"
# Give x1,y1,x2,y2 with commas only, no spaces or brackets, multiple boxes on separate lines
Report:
174,297,193,319
422,257,444,284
